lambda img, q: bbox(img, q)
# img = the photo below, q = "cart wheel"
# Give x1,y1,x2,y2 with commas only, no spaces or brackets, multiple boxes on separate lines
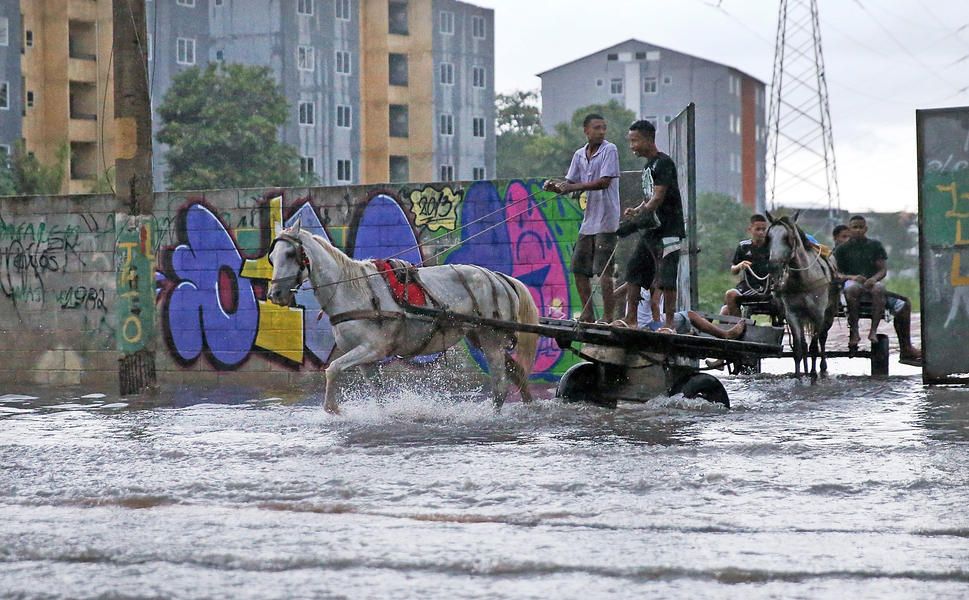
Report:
668,372,730,408
557,361,616,408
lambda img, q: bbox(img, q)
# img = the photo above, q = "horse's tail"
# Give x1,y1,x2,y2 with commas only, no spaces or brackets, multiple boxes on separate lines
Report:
508,276,539,379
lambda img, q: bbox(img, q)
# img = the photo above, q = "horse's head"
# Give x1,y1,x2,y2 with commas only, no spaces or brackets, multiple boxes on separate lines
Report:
267,222,310,307
765,210,803,288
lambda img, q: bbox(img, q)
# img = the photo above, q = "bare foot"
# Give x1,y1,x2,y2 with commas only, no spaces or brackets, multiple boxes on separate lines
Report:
900,346,922,360
656,327,676,334
610,319,629,328
724,321,747,340
848,330,860,349
867,328,880,344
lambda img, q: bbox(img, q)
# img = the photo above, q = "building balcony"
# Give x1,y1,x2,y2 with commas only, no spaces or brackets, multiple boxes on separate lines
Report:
69,178,97,195
68,0,97,23
69,117,98,143
68,57,97,83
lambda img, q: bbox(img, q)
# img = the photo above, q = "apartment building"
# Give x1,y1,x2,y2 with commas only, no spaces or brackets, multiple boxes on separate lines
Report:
0,0,494,194
540,39,766,211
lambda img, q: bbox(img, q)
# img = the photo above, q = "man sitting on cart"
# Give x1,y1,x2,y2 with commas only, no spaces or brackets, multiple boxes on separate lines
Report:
721,214,771,317
833,215,922,365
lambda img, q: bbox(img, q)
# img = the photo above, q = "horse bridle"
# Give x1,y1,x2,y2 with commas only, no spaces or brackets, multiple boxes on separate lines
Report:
268,232,311,292
770,221,825,291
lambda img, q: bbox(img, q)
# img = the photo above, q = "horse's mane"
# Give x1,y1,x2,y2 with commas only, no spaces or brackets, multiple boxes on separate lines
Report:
304,231,372,293
776,216,812,252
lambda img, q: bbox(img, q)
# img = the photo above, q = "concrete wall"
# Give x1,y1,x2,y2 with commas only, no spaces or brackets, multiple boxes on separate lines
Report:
0,175,649,390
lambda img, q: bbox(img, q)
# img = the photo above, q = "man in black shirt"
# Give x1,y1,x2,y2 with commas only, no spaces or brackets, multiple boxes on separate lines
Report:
833,215,921,363
722,214,770,316
618,119,685,330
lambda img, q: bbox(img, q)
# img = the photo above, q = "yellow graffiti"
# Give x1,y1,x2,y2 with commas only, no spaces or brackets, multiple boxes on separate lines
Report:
408,186,463,231
253,300,304,363
241,195,285,281
122,315,142,344
938,182,969,285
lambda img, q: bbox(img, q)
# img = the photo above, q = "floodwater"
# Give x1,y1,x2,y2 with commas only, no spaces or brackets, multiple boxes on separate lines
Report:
1,358,968,599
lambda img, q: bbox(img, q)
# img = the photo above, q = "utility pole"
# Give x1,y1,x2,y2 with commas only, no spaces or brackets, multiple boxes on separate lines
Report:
767,0,841,215
113,0,157,395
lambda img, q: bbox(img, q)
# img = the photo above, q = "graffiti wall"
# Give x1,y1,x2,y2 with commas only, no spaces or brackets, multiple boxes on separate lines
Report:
0,196,119,385
3,177,640,388
918,107,969,383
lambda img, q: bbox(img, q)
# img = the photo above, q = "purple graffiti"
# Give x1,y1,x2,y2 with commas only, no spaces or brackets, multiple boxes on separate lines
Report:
163,204,258,367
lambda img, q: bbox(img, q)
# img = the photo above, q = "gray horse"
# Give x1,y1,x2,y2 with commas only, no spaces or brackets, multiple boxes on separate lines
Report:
266,222,539,413
766,212,839,380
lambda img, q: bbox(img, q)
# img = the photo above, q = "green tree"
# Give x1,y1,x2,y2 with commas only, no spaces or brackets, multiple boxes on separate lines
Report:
0,141,69,195
695,192,753,312
157,63,311,191
496,94,640,179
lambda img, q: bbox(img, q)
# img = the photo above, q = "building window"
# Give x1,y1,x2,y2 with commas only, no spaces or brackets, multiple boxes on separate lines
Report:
440,113,453,136
299,101,315,125
389,156,409,182
336,104,351,128
471,15,486,39
0,17,8,47
473,167,485,180
176,0,195,6
472,66,486,88
335,0,350,20
440,11,454,34
297,46,315,71
664,115,672,123
595,79,603,87
0,81,8,110
389,104,408,138
663,75,672,85
300,156,315,176
389,1,408,35
440,62,454,85
335,50,351,74
297,0,313,16
606,53,618,61
389,53,408,86
25,30,33,47
635,51,646,60
215,49,223,61
440,165,453,181
176,38,196,65
472,117,485,138
214,0,224,6
644,115,657,126
610,78,623,95
644,77,657,94
26,90,34,108
337,159,352,182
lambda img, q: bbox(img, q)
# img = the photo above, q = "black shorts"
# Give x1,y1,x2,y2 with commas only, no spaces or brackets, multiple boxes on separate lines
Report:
571,233,617,278
733,279,769,298
625,236,680,289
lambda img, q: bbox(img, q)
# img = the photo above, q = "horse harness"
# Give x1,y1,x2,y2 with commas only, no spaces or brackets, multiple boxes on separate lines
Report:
269,233,520,355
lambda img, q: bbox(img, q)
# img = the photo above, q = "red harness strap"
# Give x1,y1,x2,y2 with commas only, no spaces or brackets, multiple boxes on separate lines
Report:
373,259,428,307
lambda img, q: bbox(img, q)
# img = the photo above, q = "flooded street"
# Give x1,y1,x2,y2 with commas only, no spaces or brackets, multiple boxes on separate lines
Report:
2,361,968,599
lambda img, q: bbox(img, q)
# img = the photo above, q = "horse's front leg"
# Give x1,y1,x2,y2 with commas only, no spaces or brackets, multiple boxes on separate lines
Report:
808,333,819,381
322,343,388,413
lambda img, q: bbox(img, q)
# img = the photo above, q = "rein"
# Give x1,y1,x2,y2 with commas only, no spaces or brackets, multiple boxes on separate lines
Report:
771,222,828,292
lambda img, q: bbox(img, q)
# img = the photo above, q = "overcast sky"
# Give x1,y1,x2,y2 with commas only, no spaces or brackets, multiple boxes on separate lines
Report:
472,0,969,214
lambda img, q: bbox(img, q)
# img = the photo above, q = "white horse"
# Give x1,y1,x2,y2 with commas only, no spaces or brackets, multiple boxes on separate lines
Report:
766,212,839,380
266,222,540,413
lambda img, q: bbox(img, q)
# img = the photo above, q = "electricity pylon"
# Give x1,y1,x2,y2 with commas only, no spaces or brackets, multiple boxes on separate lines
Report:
767,0,841,213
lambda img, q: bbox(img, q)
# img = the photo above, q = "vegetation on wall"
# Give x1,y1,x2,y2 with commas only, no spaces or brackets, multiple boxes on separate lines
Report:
0,141,69,196
157,63,314,191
